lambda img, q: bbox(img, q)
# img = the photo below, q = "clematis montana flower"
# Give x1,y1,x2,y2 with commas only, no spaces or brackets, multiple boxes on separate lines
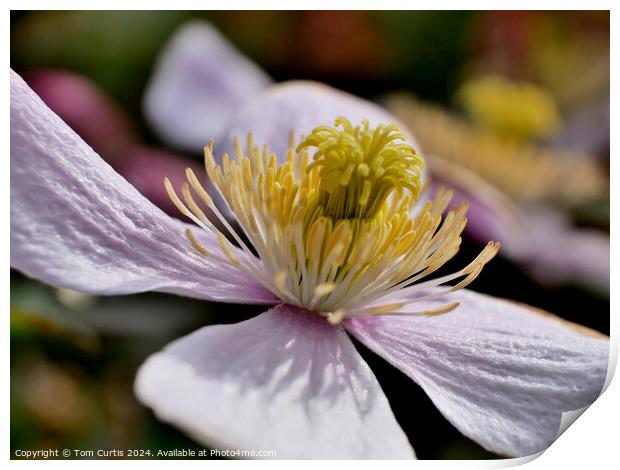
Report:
11,70,609,459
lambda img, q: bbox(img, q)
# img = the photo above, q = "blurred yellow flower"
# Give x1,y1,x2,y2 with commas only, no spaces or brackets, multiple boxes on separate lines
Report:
457,75,561,141
387,93,605,206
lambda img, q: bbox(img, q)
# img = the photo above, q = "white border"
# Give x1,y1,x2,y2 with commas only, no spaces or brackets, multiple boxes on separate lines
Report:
4,1,617,10
5,3,616,468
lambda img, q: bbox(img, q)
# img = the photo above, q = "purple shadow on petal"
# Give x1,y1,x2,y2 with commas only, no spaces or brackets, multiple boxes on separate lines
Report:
433,182,511,244
520,209,610,292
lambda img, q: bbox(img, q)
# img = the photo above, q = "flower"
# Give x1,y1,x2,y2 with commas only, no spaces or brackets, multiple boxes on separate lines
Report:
166,117,497,323
456,75,561,141
386,93,610,292
388,94,605,207
11,69,608,459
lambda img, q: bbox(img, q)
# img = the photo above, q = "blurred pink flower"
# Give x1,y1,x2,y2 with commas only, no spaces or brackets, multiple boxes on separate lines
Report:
24,69,138,161
113,146,202,217
385,95,609,293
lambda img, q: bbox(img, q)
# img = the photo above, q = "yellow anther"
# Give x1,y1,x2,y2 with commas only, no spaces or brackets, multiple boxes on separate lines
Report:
327,309,346,325
306,218,327,262
186,229,210,257
359,180,372,206
186,168,213,206
314,283,336,297
367,303,406,315
217,233,240,267
423,302,460,317
181,183,207,222
164,178,192,218
340,164,355,186
275,271,287,293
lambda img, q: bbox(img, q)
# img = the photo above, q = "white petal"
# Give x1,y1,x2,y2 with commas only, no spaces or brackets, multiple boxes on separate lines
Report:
136,304,415,459
144,21,272,152
11,69,276,305
219,80,421,161
345,288,608,457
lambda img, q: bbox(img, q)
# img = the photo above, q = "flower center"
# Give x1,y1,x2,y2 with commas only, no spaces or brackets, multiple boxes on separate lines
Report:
299,118,424,220
164,117,499,324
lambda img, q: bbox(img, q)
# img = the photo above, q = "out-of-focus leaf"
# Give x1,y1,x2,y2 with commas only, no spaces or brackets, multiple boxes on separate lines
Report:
11,279,99,351
438,441,496,460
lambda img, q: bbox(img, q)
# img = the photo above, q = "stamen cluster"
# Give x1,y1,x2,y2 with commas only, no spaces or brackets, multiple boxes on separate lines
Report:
298,118,424,219
165,117,499,324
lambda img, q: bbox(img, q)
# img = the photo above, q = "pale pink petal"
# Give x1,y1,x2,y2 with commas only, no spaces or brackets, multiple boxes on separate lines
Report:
551,95,609,156
144,21,272,152
135,304,415,459
220,80,421,162
345,288,608,457
11,69,276,305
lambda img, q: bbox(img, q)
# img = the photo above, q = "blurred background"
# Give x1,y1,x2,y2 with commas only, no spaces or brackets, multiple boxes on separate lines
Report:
10,11,610,459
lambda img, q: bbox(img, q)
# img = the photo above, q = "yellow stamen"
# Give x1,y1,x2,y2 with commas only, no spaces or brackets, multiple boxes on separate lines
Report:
186,229,211,257
314,283,337,297
275,271,287,292
164,117,499,324
367,303,406,315
298,117,425,219
327,309,346,325
217,233,240,267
